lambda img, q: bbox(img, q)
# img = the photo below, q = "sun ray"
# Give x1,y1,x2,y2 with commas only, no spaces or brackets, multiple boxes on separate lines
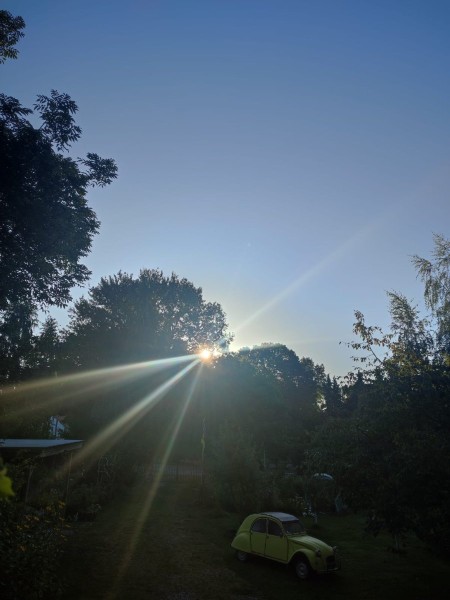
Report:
1,354,196,422
7,353,202,520
67,358,200,474
233,222,380,336
107,365,204,598
1,354,194,395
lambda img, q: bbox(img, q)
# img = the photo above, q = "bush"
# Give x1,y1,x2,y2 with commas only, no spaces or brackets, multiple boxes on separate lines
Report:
277,475,309,515
66,483,101,520
0,499,68,599
208,423,274,514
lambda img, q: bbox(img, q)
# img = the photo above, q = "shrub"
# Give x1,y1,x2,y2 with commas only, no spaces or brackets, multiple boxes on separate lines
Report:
0,500,68,599
66,483,101,520
208,423,269,514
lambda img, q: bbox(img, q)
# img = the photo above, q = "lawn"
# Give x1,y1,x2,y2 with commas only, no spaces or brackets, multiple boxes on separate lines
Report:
57,481,450,600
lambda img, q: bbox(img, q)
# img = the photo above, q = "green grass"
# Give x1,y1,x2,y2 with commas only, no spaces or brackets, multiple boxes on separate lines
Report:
57,482,450,600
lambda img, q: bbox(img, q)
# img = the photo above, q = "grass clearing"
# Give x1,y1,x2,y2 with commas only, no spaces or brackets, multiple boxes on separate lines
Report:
57,481,450,600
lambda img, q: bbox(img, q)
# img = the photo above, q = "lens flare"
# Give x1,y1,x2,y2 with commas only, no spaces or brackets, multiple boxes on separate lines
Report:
199,348,212,361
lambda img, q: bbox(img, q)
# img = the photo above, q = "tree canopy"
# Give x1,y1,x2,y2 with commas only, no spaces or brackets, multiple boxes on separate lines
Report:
0,92,117,312
0,10,25,64
312,234,450,551
63,269,231,368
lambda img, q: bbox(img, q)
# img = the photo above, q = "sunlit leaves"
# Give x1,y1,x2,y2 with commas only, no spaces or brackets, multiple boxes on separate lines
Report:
0,461,14,499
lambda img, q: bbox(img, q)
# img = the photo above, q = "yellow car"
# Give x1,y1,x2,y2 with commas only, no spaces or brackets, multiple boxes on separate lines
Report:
231,511,340,579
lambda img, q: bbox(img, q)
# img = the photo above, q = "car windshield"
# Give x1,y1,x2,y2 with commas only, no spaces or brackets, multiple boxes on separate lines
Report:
282,519,306,535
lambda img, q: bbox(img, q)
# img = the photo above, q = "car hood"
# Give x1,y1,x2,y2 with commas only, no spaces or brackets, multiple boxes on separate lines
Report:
289,534,332,553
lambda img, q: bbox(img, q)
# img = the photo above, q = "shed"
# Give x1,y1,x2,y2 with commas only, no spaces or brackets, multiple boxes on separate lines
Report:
0,438,83,503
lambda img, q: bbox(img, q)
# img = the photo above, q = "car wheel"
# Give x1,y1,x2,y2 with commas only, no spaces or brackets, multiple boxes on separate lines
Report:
236,550,249,562
294,557,310,580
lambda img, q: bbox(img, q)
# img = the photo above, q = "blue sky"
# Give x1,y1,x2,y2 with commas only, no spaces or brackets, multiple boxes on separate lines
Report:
3,0,450,376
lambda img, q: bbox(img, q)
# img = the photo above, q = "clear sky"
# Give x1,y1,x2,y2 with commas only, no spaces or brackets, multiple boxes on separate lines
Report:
3,0,450,376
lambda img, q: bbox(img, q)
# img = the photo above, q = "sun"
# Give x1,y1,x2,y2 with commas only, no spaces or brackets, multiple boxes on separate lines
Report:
198,346,223,362
199,348,212,361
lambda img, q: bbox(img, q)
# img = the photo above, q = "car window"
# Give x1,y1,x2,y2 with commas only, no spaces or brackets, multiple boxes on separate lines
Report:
282,519,305,535
267,520,283,536
250,518,267,533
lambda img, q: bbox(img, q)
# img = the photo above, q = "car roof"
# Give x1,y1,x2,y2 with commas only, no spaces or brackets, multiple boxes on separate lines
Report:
260,511,298,522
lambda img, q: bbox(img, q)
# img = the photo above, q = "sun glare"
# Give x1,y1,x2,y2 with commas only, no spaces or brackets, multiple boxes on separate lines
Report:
199,348,212,361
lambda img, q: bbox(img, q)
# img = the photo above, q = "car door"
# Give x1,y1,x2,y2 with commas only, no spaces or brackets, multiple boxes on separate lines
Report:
264,519,288,561
250,517,267,555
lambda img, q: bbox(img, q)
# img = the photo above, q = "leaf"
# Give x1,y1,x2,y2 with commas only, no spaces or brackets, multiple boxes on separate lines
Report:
0,466,14,499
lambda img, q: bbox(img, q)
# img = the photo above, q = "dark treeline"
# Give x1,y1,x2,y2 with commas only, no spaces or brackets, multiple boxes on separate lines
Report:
1,10,450,599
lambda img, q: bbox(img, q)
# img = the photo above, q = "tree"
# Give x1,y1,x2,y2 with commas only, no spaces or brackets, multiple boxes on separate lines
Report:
28,317,62,378
0,10,25,63
413,233,450,356
240,343,325,406
0,91,117,312
64,270,231,368
209,422,269,513
314,236,450,551
0,315,64,436
239,344,325,434
221,345,328,466
50,270,231,447
196,352,286,463
0,301,36,384
322,375,343,415
0,11,117,444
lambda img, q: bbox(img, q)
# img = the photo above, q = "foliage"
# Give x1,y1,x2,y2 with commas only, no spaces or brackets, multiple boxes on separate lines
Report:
313,235,450,552
0,91,117,313
322,374,343,415
275,474,309,515
0,11,117,398
0,499,68,600
199,353,285,457
0,458,14,500
0,387,53,439
208,422,271,514
64,269,231,368
233,346,325,462
66,483,102,520
0,315,65,437
0,10,25,63
0,301,36,383
240,343,325,407
413,233,450,356
46,270,232,454
28,317,63,377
